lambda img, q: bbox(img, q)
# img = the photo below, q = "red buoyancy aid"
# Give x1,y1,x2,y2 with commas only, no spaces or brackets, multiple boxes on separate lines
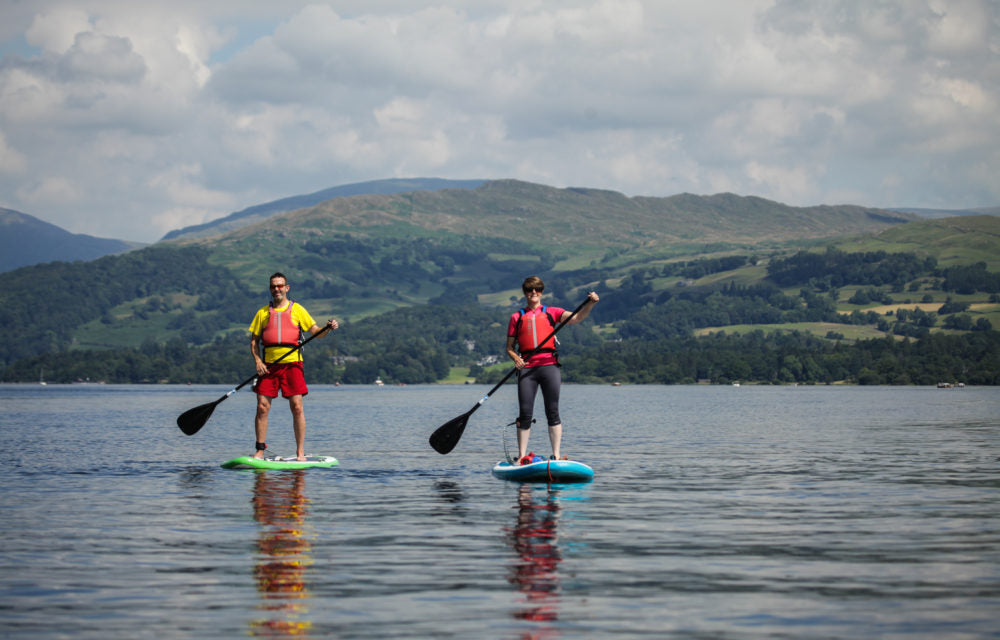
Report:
514,306,560,355
262,302,301,348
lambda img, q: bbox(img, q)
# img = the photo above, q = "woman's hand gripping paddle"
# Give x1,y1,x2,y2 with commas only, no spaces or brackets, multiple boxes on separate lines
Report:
428,297,590,454
176,326,331,436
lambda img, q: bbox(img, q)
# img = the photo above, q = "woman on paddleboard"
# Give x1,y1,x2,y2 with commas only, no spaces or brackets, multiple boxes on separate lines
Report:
506,276,598,465
249,272,338,461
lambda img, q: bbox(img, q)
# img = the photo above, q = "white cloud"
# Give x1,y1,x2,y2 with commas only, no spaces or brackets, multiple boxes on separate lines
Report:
0,0,997,242
60,31,145,80
926,0,992,53
24,9,93,53
146,162,237,235
17,175,81,205
0,131,26,173
147,162,233,207
745,161,815,203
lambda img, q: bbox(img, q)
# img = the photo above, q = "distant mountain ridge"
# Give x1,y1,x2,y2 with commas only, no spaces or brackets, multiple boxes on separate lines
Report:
206,179,918,258
160,177,487,241
2,177,929,274
0,208,143,273
891,206,1000,219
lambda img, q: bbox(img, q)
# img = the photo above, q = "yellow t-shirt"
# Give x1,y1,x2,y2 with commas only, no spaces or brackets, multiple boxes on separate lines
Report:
249,302,317,364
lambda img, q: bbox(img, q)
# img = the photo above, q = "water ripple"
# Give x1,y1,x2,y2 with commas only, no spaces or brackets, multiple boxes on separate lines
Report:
0,384,998,638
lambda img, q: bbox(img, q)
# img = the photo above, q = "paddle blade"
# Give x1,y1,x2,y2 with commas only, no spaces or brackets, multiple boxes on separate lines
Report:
429,412,471,454
176,400,219,436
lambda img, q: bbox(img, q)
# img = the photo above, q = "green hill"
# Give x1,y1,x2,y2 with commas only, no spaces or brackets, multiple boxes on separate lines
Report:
195,178,915,253
834,215,1000,269
176,179,915,293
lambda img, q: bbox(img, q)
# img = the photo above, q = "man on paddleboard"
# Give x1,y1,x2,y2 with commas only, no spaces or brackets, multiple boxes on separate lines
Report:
249,272,337,461
506,276,598,464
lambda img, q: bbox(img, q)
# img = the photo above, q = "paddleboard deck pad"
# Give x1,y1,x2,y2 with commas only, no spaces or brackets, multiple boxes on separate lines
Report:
221,455,339,470
492,459,594,483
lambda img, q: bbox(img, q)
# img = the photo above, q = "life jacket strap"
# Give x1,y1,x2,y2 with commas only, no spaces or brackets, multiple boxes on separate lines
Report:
519,347,556,356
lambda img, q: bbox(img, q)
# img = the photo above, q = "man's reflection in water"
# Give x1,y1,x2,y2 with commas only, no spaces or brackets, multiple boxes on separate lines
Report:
506,484,562,639
250,470,313,637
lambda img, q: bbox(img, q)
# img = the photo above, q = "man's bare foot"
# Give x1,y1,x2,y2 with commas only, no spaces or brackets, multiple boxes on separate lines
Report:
253,451,265,459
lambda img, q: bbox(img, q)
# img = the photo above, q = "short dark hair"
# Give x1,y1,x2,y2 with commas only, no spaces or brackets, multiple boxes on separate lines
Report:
269,272,288,284
522,276,544,292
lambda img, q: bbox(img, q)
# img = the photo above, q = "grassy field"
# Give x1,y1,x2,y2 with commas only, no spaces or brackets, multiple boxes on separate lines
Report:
692,299,999,342
441,366,476,384
694,322,887,341
834,215,1000,270
693,263,770,287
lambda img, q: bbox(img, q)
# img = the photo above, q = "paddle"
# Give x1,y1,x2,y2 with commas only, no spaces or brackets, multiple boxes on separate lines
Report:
176,326,331,436
428,297,591,454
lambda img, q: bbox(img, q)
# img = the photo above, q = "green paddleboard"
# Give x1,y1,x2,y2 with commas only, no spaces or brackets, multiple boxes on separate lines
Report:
220,455,339,470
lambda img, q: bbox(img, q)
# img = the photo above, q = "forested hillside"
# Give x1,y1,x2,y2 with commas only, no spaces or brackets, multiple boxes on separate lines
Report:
1,181,998,386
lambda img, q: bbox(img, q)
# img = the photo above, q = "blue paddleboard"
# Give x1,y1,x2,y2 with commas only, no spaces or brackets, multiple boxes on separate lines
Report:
221,455,339,470
492,459,594,483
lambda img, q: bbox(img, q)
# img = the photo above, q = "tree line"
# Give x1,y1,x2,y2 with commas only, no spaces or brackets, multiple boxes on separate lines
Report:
7,320,997,386
558,330,1000,386
2,244,999,386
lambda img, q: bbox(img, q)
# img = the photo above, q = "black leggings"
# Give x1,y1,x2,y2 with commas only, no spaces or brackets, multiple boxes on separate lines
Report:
516,365,561,428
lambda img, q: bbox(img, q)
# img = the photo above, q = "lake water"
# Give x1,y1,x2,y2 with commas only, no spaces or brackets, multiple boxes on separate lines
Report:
0,383,998,639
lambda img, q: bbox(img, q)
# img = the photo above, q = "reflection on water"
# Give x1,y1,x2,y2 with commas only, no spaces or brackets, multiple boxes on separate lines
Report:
434,479,466,504
251,471,314,637
2,385,998,639
506,485,562,639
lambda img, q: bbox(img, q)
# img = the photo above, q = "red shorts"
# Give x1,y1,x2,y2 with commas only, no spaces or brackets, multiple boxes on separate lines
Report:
253,362,308,398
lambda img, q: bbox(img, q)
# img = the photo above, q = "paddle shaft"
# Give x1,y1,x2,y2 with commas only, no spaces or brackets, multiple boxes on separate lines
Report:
176,324,331,434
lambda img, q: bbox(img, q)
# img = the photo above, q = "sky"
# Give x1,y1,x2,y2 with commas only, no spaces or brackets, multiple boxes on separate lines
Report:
0,0,997,243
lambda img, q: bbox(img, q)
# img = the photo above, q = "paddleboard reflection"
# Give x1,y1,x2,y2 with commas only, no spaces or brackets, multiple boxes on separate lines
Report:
506,485,562,639
250,470,314,637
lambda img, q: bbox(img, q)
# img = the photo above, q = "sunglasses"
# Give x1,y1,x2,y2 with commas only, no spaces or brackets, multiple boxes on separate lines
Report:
523,287,544,293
